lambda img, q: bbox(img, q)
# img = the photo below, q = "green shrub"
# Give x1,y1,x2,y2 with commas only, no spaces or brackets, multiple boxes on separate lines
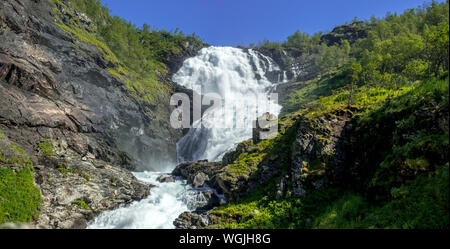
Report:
71,200,91,210
38,139,55,157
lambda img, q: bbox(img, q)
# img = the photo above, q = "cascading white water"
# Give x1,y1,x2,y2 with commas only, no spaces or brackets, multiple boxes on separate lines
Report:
87,46,281,229
88,171,223,229
174,46,282,162
88,172,190,229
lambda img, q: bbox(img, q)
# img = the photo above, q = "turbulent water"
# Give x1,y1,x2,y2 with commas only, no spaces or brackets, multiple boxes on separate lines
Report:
174,46,282,162
88,172,189,229
88,171,223,229
88,46,282,229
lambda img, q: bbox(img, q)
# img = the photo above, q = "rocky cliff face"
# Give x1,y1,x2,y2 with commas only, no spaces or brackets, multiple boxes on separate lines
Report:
320,21,371,46
0,0,202,228
171,109,360,228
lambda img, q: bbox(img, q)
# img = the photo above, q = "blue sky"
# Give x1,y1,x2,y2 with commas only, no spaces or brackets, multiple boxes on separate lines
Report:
100,0,443,46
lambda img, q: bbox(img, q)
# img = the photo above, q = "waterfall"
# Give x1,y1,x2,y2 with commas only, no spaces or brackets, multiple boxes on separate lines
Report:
87,46,281,229
174,46,282,163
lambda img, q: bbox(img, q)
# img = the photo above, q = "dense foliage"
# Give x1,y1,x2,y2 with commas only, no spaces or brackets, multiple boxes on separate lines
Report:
258,1,449,83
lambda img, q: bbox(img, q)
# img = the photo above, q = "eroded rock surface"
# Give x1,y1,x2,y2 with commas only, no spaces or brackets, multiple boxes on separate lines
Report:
0,0,202,228
34,139,150,229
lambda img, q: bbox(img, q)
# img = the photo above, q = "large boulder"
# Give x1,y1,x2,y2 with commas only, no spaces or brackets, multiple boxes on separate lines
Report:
192,172,209,188
172,160,222,187
291,110,353,197
173,211,211,229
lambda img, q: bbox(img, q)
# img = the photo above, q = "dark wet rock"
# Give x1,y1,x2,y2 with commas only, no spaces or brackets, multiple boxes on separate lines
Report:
172,161,222,187
214,171,250,202
254,47,292,71
195,190,220,211
0,0,208,173
255,47,319,86
1,132,150,229
156,175,175,183
36,149,150,229
165,41,209,76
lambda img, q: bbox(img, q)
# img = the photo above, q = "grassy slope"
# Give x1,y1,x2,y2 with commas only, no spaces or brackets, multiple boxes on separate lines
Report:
0,129,42,225
208,75,449,229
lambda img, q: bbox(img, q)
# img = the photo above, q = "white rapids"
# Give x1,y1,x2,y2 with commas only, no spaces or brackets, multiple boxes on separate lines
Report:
88,46,281,229
88,171,222,229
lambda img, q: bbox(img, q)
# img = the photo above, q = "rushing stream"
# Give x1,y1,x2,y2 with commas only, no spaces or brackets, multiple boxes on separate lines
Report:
88,172,191,229
87,46,282,229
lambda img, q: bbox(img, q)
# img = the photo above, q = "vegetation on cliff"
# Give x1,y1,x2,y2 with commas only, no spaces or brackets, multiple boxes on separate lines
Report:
206,1,449,229
0,131,42,225
51,0,204,115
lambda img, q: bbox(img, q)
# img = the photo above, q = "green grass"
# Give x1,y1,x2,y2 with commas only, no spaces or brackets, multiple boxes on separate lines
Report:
313,165,449,229
71,200,91,210
0,141,41,224
209,164,449,229
208,184,342,229
0,167,42,224
360,77,449,201
107,66,170,105
280,70,348,116
221,114,299,180
280,71,448,122
38,139,55,157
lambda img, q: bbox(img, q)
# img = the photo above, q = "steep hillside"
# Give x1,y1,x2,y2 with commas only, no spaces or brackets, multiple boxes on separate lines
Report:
0,0,203,228
173,1,449,229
